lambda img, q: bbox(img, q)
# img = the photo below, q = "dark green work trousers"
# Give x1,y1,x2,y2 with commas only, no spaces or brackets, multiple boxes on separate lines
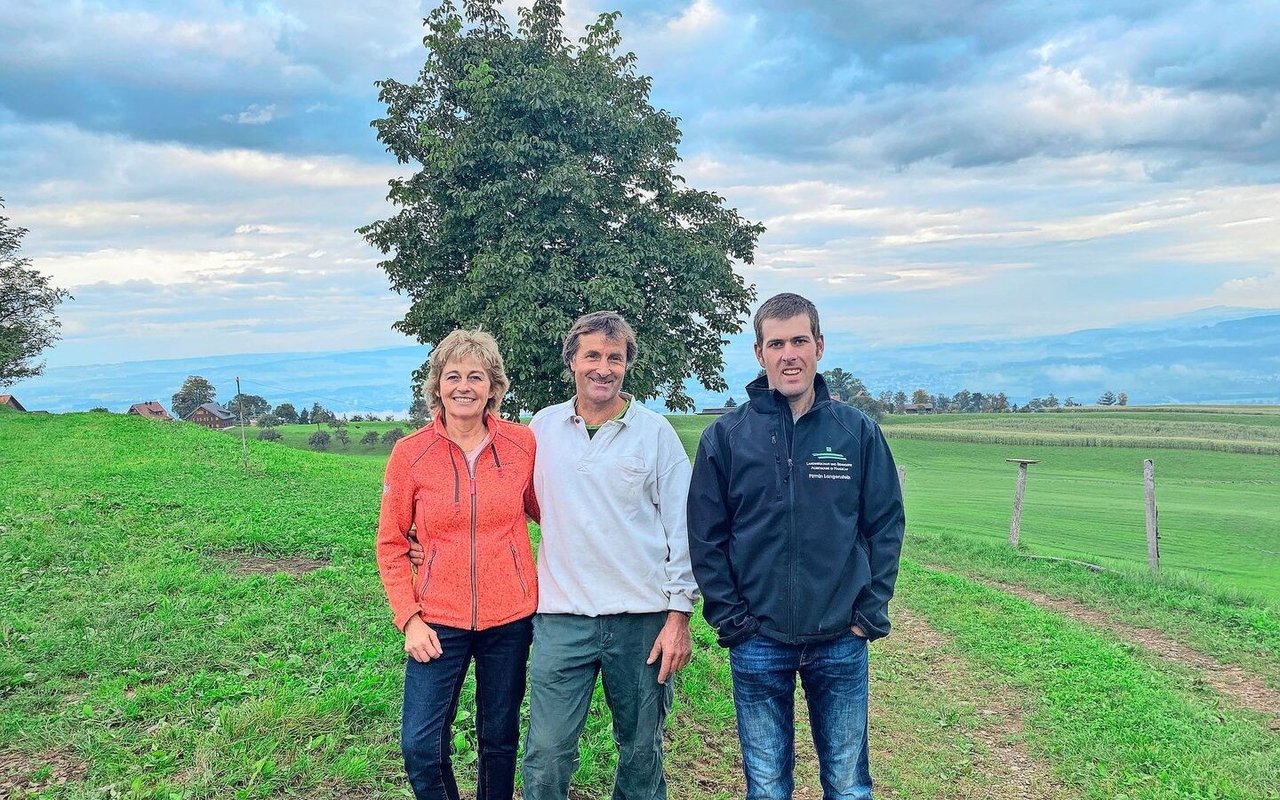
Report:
521,612,673,800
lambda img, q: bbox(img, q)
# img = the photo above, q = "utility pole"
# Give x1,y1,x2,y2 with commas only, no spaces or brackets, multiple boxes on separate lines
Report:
1144,458,1160,573
236,376,249,471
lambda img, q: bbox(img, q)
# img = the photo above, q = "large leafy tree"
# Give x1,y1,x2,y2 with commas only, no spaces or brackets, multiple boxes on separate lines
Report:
1,199,72,387
171,375,216,419
227,393,270,421
360,0,763,414
272,402,299,424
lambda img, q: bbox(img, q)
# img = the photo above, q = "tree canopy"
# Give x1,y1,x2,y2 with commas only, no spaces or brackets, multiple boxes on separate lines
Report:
1,199,71,387
360,0,763,414
227,393,270,421
309,403,335,425
171,376,216,420
272,402,299,424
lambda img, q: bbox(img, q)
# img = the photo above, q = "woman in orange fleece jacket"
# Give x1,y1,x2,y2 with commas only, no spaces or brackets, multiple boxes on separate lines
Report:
375,329,539,800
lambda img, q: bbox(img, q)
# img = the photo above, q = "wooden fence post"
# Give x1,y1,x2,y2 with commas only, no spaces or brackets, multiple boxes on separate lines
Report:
1006,459,1040,547
1144,458,1160,573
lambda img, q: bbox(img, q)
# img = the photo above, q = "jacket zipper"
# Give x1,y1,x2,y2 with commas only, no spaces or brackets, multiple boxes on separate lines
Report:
771,431,783,500
446,430,479,630
783,409,797,638
509,543,528,597
470,469,478,629
418,546,438,598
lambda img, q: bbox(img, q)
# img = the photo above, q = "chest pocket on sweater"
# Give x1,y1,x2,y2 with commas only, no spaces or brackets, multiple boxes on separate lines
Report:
610,455,649,500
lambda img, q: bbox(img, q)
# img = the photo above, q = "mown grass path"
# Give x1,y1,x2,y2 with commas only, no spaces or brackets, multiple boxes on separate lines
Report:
899,562,1280,799
981,578,1280,718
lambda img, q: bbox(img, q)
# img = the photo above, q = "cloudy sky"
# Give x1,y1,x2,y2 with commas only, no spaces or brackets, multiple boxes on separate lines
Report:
2,0,1277,371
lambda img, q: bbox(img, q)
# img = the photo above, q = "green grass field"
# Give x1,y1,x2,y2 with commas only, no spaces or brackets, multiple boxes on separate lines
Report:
224,420,415,460
881,407,1280,454
2,406,1277,798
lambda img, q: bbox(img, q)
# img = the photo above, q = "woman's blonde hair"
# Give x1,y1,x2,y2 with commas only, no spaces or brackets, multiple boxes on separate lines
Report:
423,329,509,419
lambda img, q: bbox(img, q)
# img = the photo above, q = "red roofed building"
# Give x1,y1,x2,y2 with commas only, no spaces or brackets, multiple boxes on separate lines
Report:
128,401,173,421
183,402,234,429
0,394,26,412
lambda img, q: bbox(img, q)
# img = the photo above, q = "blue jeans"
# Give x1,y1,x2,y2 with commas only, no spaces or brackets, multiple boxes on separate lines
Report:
729,633,872,800
522,613,673,800
401,617,533,800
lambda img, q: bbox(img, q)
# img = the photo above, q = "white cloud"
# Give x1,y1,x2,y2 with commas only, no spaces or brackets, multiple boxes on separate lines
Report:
1196,272,1280,311
38,248,264,287
667,0,726,36
234,224,291,235
221,104,279,125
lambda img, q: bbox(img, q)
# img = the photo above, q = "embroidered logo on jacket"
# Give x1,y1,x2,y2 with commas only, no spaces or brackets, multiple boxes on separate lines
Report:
807,447,852,480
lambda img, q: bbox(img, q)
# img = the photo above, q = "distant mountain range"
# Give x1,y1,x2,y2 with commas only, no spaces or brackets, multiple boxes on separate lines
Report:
8,307,1279,414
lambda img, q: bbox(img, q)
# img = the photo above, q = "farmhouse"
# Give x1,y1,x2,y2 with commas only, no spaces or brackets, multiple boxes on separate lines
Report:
184,402,234,429
902,403,935,414
0,394,26,412
127,401,173,421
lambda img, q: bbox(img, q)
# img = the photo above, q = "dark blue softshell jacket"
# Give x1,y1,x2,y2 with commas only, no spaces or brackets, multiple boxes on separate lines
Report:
687,373,906,647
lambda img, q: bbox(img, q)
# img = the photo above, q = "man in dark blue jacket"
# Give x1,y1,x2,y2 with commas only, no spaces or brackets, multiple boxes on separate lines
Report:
687,293,905,800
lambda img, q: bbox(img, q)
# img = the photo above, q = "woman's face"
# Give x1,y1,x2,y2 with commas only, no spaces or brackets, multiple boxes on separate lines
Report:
438,356,493,424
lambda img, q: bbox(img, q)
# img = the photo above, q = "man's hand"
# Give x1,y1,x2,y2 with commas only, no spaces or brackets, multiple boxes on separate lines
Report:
851,624,867,639
646,612,692,684
407,527,424,567
404,615,443,663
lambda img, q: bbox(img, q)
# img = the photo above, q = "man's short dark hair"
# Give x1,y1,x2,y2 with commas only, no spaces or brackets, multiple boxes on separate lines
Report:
753,293,821,345
562,310,638,367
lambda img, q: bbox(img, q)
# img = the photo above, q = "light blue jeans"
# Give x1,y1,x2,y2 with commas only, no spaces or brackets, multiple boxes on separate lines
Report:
729,632,872,799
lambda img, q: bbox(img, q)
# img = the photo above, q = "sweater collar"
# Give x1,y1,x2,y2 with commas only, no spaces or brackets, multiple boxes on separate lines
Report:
563,392,636,427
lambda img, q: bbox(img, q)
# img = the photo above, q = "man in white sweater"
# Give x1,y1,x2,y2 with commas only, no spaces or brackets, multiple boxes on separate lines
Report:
521,310,696,800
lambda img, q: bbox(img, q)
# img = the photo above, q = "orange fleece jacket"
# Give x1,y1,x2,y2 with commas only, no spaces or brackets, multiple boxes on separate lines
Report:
376,415,539,632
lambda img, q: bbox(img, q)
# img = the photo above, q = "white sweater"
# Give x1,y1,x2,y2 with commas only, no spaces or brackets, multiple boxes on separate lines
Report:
529,395,697,616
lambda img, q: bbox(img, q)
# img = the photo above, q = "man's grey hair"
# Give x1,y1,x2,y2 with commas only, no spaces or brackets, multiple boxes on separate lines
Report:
753,293,821,345
562,311,638,367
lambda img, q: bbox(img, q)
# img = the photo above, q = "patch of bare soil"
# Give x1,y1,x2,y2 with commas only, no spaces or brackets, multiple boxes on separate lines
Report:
214,552,328,576
984,579,1280,720
0,748,89,797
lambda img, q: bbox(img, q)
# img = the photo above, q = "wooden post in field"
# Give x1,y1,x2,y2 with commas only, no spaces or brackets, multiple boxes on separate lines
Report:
1144,458,1160,573
897,465,906,492
1006,458,1040,547
236,376,249,471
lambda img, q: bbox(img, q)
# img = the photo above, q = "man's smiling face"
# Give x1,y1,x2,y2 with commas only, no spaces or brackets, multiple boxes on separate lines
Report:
570,331,629,412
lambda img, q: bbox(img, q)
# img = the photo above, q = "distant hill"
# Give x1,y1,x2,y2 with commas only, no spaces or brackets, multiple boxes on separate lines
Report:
798,308,1280,408
9,307,1279,414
